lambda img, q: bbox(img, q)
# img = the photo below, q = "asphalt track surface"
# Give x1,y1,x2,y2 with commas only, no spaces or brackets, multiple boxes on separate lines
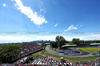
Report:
46,45,94,57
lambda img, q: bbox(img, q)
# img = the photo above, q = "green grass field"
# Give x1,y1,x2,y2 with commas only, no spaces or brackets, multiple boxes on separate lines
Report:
49,45,53,50
78,47,100,52
32,51,41,59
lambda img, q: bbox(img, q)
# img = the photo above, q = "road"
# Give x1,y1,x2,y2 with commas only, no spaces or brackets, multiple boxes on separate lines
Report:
46,45,94,57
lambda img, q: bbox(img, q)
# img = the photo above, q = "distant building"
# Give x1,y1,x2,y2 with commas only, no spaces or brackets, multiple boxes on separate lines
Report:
61,45,77,49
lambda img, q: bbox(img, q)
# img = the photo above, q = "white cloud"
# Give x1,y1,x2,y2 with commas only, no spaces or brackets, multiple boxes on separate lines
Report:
64,36,83,41
35,36,56,41
54,24,58,27
12,0,47,25
0,35,33,43
0,33,100,43
0,35,56,43
62,33,100,41
64,24,82,32
3,3,7,7
81,34,100,40
40,8,46,13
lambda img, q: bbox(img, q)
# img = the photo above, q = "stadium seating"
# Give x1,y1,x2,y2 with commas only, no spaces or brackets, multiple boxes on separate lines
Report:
16,43,42,58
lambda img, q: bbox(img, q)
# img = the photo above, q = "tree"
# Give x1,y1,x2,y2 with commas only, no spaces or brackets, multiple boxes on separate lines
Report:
68,42,73,45
41,42,46,49
80,40,85,44
65,40,69,43
55,36,66,49
72,38,80,46
0,43,21,63
50,42,57,48
41,42,46,47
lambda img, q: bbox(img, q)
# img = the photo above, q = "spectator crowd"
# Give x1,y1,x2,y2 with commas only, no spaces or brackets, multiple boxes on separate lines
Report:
13,55,33,64
1,56,100,66
0,43,100,66
16,43,42,58
31,55,100,66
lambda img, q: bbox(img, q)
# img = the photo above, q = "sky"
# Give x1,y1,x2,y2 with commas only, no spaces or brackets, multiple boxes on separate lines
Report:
0,0,100,43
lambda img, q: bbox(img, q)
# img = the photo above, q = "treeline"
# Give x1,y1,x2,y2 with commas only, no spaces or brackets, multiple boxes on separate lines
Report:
50,36,100,48
85,40,100,46
0,43,21,63
85,40,100,44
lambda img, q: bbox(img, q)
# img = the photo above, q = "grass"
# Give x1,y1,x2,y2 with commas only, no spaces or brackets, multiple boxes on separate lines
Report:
49,45,53,50
32,51,42,59
32,47,100,61
43,47,100,61
29,51,41,63
78,47,100,52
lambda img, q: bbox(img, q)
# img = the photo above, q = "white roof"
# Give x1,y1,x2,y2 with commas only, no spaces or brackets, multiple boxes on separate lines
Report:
62,45,77,47
90,43,100,45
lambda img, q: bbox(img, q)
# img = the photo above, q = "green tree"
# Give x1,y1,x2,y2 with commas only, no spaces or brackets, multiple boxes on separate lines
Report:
41,42,46,47
68,42,73,45
72,38,80,46
80,40,85,44
0,43,21,63
55,36,66,49
41,42,46,49
65,40,69,43
50,42,57,48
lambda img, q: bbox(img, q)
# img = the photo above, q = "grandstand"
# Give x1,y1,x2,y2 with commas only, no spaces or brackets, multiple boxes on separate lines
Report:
1,56,100,66
0,43,100,66
16,43,42,58
12,43,43,64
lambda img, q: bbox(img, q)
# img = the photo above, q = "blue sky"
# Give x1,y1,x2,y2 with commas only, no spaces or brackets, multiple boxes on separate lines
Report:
0,0,100,43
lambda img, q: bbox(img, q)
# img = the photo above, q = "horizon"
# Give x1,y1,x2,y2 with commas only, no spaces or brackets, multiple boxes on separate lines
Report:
0,37,100,44
0,0,100,43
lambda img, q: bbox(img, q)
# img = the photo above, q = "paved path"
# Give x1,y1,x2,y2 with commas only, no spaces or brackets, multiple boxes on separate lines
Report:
46,45,94,57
